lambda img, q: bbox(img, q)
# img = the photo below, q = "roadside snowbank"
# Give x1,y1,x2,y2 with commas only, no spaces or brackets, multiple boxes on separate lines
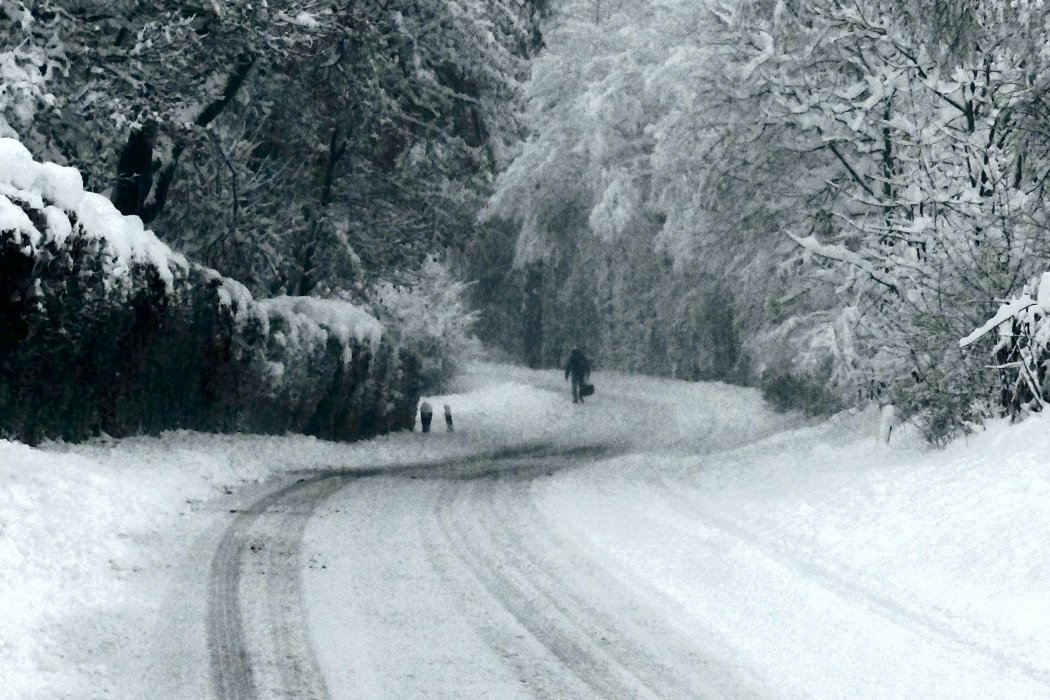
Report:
0,137,185,287
536,409,1050,698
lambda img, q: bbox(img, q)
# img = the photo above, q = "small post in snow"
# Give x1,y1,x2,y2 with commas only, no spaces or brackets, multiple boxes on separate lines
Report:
419,401,433,433
878,404,896,444
444,404,453,432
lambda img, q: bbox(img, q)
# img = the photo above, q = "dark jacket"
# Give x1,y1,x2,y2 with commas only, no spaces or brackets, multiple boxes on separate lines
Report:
564,350,591,382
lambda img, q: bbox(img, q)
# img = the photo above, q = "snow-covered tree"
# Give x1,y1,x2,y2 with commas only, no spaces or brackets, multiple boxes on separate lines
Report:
708,0,1050,435
482,0,1050,438
478,1,745,376
3,0,546,297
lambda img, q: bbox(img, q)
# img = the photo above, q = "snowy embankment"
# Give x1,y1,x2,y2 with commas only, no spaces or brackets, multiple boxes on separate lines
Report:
3,362,1049,698
535,414,1050,698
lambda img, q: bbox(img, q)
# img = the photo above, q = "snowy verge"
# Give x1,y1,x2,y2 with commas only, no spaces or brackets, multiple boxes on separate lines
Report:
535,408,1050,698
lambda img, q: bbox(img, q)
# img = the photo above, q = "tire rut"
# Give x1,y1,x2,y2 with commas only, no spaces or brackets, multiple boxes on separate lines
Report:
432,472,752,699
205,445,750,700
204,445,581,700
208,475,345,700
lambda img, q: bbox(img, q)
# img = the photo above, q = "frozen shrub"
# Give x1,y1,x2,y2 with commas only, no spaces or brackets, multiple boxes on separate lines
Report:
760,373,842,416
961,272,1050,425
369,257,481,392
752,309,855,416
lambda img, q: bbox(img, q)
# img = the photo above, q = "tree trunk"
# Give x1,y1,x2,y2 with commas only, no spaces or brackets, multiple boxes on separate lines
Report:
523,262,544,368
112,53,255,223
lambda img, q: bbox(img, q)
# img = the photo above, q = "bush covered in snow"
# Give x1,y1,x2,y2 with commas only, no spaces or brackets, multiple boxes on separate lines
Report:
759,373,841,417
749,307,857,416
0,139,419,444
369,257,481,391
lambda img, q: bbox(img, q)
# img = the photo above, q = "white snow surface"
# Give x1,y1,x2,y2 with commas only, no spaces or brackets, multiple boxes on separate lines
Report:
258,295,385,348
2,362,1049,698
0,137,187,288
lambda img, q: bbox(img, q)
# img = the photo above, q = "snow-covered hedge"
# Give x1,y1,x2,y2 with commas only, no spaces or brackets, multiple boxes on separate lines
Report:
0,139,419,444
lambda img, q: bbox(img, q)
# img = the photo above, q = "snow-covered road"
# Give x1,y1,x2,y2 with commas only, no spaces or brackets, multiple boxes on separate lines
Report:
302,451,758,699
199,363,792,699
204,445,754,699
6,362,1050,698
208,474,342,699
203,448,639,700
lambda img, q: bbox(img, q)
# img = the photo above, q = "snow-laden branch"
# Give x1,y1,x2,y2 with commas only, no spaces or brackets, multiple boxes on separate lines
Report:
959,295,1035,348
785,231,899,294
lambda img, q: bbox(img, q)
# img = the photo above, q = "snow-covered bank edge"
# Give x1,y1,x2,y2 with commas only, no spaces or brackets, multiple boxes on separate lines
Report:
535,410,1050,698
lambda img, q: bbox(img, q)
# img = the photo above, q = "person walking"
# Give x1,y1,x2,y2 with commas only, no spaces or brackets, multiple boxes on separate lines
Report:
564,347,591,403
419,401,433,433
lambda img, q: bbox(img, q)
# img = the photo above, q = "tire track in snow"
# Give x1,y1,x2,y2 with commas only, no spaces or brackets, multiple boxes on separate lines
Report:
207,445,752,700
436,478,645,698
208,475,344,700
432,467,755,699
206,445,602,700
210,501,262,700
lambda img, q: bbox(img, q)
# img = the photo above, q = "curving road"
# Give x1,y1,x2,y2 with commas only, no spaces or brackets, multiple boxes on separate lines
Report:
204,447,755,699
424,468,750,698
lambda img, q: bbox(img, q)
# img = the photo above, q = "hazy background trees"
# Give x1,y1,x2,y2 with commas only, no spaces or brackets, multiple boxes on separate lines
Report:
467,0,745,380
471,0,1050,440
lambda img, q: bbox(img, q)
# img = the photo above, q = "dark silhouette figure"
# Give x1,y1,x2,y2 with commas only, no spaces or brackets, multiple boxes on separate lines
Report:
420,401,433,433
564,347,591,403
444,404,454,432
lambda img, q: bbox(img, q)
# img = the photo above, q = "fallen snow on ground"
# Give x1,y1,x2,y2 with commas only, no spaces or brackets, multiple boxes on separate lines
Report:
534,412,1050,698
2,362,1049,698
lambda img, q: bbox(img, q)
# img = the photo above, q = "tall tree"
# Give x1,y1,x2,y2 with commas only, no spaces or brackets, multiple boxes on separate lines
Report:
4,0,547,297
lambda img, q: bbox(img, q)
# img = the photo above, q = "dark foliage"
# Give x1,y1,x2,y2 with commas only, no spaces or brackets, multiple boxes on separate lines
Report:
0,224,420,445
760,373,842,417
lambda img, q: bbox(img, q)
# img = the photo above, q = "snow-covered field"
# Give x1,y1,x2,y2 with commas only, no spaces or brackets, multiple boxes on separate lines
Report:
2,362,1049,698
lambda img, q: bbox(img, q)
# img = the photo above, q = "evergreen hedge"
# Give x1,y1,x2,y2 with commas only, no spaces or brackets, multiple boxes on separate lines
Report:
0,141,420,445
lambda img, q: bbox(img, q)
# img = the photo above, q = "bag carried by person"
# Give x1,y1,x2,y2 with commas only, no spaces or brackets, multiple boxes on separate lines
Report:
580,382,595,397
